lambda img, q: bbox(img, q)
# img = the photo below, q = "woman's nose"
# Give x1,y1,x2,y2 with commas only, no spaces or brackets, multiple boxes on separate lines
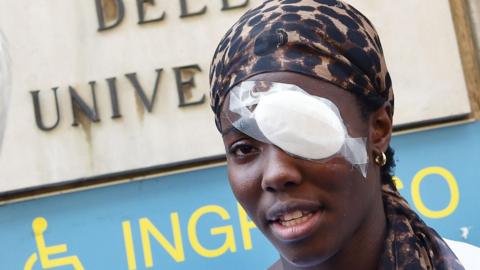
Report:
261,145,303,192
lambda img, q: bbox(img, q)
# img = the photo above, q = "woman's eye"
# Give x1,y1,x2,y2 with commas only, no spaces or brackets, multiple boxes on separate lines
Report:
229,143,258,157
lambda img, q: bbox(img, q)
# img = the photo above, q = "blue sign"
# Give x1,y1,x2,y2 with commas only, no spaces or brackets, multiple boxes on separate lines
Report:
1,121,479,270
391,121,480,246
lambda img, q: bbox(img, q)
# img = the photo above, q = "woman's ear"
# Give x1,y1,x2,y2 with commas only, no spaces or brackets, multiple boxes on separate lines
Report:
368,103,393,154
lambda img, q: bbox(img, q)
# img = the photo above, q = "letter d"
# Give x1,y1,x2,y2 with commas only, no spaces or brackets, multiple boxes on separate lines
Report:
95,0,125,31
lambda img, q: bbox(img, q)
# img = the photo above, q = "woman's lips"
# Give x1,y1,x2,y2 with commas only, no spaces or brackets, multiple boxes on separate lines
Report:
266,200,324,242
270,209,323,241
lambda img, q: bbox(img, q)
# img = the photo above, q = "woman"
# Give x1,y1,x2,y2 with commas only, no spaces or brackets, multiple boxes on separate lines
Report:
210,0,469,269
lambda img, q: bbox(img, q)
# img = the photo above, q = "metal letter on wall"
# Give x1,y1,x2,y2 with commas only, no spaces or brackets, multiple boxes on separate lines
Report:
30,88,61,131
95,0,125,31
106,77,122,119
136,0,165,25
179,0,207,18
125,69,163,113
173,64,206,107
69,82,101,126
222,0,249,11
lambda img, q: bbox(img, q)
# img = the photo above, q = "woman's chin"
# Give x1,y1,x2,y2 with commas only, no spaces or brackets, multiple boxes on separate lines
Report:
274,238,339,269
279,251,333,269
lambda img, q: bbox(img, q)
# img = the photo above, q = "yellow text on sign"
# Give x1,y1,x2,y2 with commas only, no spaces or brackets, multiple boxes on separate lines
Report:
122,203,256,270
394,166,460,219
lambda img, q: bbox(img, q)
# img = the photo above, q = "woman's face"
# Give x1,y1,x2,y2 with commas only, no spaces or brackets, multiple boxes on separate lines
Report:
221,72,390,267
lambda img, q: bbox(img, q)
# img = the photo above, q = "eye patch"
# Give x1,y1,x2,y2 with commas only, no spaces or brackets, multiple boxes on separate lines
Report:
223,81,368,177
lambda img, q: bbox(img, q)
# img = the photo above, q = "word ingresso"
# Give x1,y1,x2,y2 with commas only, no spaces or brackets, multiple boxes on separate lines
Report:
122,203,256,270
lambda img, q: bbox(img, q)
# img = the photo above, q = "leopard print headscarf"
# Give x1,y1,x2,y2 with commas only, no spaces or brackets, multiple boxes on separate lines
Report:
210,0,393,130
209,0,463,269
381,182,463,269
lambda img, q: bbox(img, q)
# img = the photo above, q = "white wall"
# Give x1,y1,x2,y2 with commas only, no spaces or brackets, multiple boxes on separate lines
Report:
0,0,471,193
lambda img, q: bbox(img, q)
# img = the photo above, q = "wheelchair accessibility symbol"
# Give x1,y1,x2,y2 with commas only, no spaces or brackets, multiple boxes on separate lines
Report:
24,217,85,270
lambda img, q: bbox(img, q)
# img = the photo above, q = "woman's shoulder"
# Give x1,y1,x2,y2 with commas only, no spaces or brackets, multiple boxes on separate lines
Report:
444,239,480,270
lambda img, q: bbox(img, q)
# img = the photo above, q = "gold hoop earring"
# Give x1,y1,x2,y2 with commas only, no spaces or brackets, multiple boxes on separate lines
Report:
375,152,387,167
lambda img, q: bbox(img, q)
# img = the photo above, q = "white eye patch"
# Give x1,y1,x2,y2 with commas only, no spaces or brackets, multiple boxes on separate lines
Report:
224,81,368,177
254,90,346,160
